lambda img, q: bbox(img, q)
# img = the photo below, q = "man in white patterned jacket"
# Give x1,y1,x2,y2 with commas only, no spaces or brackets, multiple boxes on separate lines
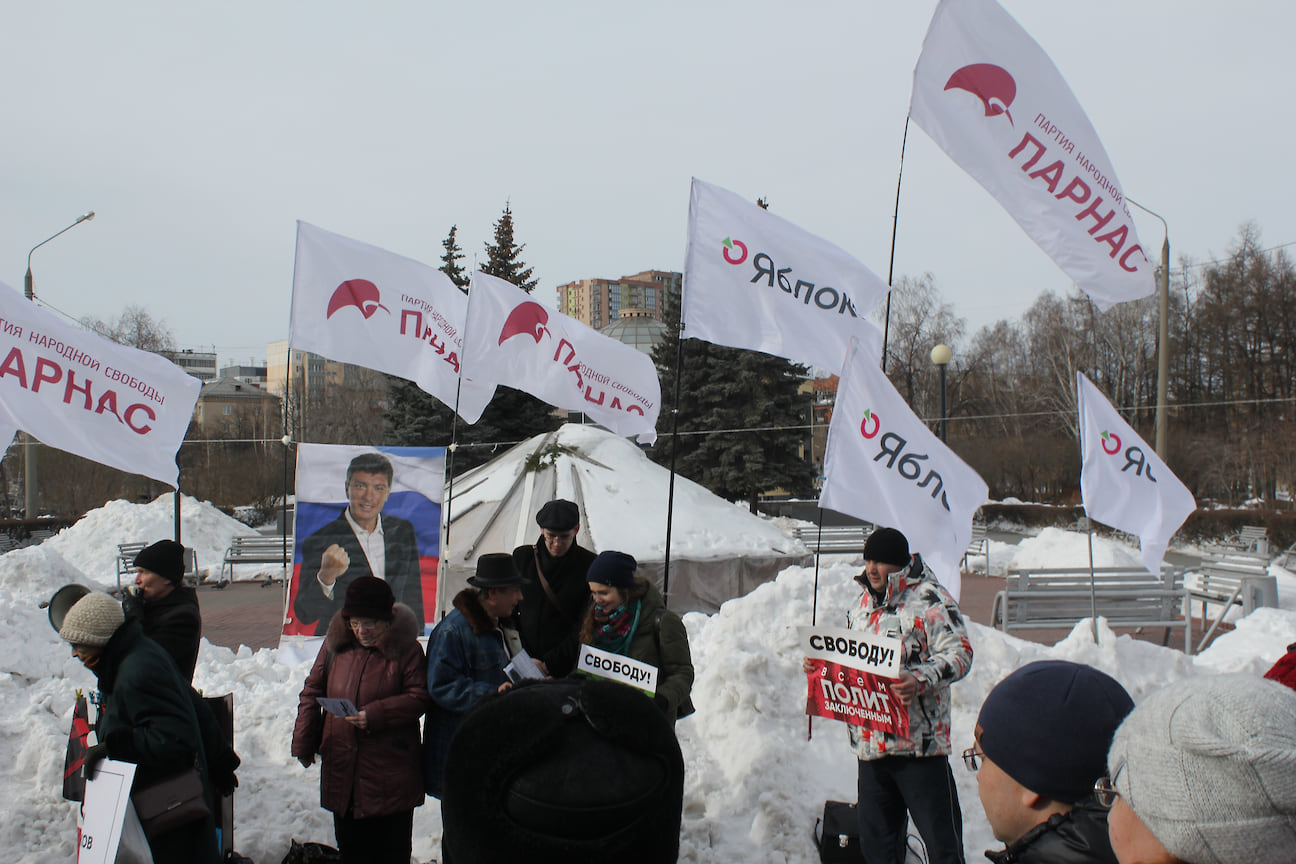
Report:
846,526,973,864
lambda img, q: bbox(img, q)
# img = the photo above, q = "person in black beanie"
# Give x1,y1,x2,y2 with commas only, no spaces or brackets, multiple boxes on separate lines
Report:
440,676,684,864
804,525,973,864
123,539,202,682
511,499,597,677
968,660,1133,864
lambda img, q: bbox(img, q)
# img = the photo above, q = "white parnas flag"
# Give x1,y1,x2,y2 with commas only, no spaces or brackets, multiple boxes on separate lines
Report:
821,338,988,598
683,178,886,373
1077,373,1194,573
461,272,660,444
0,281,200,487
909,0,1154,310
289,221,495,424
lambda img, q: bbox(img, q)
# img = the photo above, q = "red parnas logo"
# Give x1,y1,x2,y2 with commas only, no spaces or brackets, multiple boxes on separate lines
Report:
498,301,550,346
944,63,1016,125
326,279,390,320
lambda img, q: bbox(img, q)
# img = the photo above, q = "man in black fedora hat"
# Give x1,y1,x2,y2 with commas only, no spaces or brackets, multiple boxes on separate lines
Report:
512,499,597,678
422,553,527,799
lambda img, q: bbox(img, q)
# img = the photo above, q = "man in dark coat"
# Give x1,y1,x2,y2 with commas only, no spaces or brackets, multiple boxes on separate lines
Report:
122,539,202,682
60,592,220,864
423,553,525,799
511,499,596,677
971,660,1133,864
294,452,423,634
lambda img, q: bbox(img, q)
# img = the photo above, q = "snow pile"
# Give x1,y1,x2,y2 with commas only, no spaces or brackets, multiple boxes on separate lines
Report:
3,502,1295,862
42,493,264,584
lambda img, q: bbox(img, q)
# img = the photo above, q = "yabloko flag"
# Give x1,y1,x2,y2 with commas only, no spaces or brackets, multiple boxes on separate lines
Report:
461,271,660,444
909,0,1155,310
820,337,988,597
289,221,496,424
1077,372,1195,573
0,281,200,487
682,178,886,374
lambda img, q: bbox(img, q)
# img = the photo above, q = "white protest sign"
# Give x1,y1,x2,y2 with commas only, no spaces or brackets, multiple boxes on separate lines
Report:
576,644,657,696
798,626,903,678
77,758,136,864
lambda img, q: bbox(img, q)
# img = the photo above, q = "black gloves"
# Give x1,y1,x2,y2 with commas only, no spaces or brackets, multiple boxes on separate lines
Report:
83,743,110,780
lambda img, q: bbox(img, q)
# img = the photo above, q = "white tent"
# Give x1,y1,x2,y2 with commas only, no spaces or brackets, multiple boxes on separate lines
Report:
436,424,811,616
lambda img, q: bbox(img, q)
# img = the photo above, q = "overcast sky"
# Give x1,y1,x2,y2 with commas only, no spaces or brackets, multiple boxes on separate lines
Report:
3,1,1291,368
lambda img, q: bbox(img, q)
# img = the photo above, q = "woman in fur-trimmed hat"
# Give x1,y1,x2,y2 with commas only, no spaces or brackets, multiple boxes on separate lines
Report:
292,576,431,864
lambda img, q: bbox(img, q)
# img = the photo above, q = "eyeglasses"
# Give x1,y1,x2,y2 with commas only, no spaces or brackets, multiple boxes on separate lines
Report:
1094,759,1124,809
961,746,983,772
348,618,385,631
1093,776,1118,809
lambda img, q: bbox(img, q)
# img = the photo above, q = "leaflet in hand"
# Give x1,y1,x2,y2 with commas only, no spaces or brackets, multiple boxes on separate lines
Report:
317,697,359,718
504,648,544,684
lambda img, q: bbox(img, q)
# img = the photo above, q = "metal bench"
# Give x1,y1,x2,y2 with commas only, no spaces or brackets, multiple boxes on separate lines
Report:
991,566,1191,653
1237,525,1270,555
792,523,873,556
1185,553,1278,652
961,521,989,573
220,535,291,587
116,541,199,591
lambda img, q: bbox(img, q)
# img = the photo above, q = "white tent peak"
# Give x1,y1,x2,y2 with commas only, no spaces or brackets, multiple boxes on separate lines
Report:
439,423,810,614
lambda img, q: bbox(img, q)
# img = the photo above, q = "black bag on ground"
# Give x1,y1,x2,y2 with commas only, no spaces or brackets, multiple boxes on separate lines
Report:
814,800,858,863
280,840,342,864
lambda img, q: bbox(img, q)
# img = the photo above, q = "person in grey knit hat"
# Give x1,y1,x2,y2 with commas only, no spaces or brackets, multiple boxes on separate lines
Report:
1104,673,1296,864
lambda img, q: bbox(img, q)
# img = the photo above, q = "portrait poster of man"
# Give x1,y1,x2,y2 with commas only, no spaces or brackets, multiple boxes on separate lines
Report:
282,444,444,647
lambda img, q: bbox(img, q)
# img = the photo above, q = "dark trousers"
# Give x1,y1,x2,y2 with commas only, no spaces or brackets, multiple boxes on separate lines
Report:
857,755,964,864
333,809,414,864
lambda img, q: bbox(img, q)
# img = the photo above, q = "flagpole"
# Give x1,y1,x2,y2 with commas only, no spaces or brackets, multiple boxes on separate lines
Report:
662,317,686,604
1085,516,1099,643
880,116,911,373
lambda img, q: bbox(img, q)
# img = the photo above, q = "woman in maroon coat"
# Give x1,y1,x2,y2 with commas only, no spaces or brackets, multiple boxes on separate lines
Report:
292,577,431,864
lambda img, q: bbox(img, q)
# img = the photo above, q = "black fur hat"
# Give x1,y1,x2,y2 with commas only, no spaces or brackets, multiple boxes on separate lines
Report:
441,677,684,863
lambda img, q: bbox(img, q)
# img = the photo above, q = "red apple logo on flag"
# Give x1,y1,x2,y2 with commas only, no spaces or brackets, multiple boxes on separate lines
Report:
326,279,390,320
860,408,880,439
944,63,1016,125
722,237,748,265
1101,430,1121,455
499,301,550,346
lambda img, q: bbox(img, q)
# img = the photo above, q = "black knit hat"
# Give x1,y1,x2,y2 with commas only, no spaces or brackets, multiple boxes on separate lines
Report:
536,499,580,531
134,540,186,584
468,553,526,589
341,576,394,621
442,677,684,863
862,527,910,568
586,551,637,589
978,660,1133,803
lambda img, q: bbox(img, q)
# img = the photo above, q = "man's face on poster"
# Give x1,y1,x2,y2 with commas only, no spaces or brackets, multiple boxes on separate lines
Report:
346,470,391,529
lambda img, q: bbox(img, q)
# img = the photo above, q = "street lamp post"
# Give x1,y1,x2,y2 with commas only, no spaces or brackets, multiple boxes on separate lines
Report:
931,344,952,442
22,211,95,518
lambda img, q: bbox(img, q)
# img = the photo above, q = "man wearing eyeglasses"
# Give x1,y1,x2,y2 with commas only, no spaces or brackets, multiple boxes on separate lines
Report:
966,660,1132,864
294,452,423,634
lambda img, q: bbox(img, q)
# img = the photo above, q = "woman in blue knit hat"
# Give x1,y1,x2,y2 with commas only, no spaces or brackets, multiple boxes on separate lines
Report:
571,550,695,722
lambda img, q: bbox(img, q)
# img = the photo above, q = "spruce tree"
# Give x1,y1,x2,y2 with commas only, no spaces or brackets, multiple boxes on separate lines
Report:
455,202,560,468
651,199,816,511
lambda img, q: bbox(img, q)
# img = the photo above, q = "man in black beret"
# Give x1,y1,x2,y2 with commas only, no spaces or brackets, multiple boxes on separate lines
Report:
123,539,202,682
511,499,597,677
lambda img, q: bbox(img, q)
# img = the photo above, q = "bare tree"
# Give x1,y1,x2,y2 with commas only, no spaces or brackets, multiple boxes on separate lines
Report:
81,305,177,353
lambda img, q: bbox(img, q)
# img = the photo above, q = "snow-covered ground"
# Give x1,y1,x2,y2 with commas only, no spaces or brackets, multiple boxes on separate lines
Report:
2,499,1294,863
